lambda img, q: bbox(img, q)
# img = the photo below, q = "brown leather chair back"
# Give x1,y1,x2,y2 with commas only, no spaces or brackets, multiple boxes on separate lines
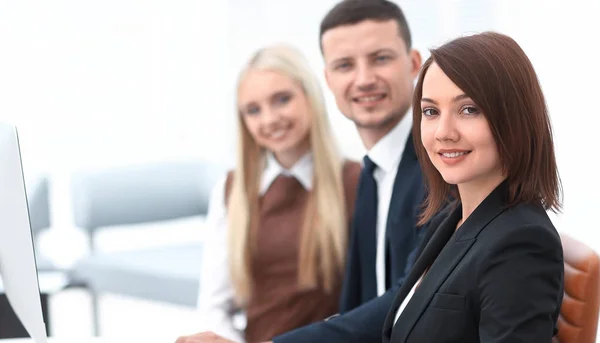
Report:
554,233,600,343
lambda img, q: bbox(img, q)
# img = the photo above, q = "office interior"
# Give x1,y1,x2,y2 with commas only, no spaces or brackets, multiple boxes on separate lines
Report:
0,0,599,341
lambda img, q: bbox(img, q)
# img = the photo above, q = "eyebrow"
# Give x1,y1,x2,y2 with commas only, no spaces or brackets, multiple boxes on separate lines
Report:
329,48,397,66
370,48,396,56
421,93,470,105
270,89,292,98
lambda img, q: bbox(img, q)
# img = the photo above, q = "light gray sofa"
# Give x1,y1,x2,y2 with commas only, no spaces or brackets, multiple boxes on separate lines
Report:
68,160,223,335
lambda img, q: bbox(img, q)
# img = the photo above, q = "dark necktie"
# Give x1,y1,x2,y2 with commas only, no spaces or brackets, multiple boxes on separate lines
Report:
360,156,379,290
361,156,378,227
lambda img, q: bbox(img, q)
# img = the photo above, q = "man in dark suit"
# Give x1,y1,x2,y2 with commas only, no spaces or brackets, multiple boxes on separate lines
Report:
316,0,425,314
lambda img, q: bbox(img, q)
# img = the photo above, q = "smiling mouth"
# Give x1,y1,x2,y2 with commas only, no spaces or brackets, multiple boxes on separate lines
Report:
264,124,292,140
269,129,288,139
439,151,471,158
353,94,387,103
440,151,470,158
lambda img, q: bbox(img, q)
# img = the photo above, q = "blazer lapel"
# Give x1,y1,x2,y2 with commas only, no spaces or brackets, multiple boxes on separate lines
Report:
383,182,510,342
382,205,461,341
385,134,418,233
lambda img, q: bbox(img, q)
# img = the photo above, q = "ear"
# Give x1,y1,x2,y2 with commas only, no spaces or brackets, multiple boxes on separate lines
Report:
409,49,422,79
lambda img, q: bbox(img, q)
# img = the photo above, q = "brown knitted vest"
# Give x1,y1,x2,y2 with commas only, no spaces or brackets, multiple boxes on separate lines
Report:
223,161,360,343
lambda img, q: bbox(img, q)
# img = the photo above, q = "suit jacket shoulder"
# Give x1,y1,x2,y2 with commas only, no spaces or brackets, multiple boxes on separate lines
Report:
385,183,564,343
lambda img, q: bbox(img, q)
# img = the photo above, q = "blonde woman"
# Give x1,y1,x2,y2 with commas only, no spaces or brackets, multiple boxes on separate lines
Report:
195,44,361,343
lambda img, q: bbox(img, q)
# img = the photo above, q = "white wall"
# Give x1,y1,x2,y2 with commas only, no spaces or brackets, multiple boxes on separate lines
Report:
0,0,233,242
493,0,600,247
1,1,232,170
0,0,598,287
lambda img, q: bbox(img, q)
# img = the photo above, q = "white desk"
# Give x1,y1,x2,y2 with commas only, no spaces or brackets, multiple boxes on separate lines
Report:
0,333,184,343
0,338,174,343
0,339,108,343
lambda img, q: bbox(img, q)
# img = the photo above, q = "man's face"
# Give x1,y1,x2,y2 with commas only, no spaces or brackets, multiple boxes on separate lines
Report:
322,20,420,137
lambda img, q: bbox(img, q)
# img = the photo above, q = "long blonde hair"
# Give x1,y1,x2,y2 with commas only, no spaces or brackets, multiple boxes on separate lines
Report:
227,44,348,305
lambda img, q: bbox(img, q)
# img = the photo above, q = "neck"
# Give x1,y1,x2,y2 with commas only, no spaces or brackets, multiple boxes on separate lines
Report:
273,140,310,169
457,175,506,229
357,116,401,151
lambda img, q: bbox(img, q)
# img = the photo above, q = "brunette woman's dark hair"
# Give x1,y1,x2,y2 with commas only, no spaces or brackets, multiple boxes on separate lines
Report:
413,32,562,225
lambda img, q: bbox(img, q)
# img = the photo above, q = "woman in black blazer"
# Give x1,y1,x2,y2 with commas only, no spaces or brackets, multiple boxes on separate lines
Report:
383,32,564,342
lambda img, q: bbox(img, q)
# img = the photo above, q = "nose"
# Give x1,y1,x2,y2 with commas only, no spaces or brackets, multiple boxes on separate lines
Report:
259,106,280,128
355,62,377,91
434,113,459,142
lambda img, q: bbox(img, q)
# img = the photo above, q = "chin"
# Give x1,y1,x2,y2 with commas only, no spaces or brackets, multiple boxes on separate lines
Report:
439,172,470,186
269,140,303,155
354,114,394,129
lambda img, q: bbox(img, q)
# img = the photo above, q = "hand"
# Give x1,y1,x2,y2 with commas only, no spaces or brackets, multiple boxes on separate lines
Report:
175,331,238,343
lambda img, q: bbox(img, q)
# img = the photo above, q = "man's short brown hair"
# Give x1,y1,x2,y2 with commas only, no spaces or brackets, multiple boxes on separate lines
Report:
319,0,412,52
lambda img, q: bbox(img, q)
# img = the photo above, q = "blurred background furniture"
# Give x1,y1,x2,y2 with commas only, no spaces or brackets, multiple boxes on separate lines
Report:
68,161,223,336
26,175,54,271
554,233,600,343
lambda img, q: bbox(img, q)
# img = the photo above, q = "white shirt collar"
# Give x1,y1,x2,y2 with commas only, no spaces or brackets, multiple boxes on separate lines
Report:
367,111,413,173
260,151,313,195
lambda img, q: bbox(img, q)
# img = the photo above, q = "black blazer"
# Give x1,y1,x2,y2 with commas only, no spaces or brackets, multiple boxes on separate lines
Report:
383,182,564,342
273,182,563,343
340,133,426,312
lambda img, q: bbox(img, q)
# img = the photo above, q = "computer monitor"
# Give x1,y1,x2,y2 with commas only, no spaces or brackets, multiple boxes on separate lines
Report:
0,122,48,343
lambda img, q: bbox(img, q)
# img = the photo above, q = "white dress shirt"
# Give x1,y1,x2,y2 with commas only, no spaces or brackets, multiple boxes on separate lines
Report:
367,113,413,296
196,152,313,342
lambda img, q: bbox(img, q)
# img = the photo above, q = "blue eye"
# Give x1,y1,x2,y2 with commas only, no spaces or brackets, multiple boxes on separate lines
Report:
335,62,351,71
276,94,291,104
375,55,391,63
245,106,260,115
271,92,292,108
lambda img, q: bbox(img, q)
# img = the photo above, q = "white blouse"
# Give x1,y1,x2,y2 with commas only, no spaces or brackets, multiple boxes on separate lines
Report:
394,274,424,325
195,152,313,342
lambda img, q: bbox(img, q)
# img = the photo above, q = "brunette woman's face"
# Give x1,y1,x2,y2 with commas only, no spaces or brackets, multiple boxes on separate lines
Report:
419,63,504,190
